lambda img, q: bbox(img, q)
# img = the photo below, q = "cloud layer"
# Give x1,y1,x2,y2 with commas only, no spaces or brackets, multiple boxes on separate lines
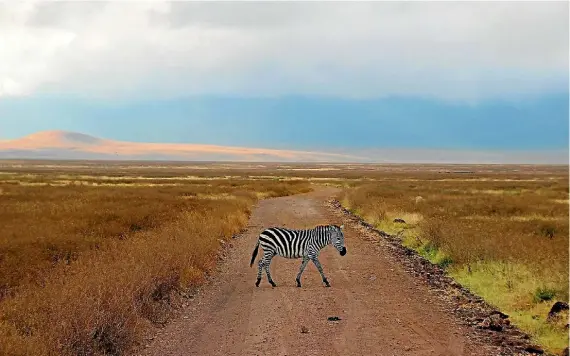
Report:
1,1,568,101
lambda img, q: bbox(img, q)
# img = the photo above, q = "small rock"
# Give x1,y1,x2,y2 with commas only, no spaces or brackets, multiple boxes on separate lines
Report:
477,314,508,332
300,326,309,334
478,318,491,329
327,316,342,322
369,275,377,281
524,345,544,354
547,301,569,322
490,310,509,319
393,218,406,224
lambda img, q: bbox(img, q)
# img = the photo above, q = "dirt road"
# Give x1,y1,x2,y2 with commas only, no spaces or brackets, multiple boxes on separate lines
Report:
137,188,501,356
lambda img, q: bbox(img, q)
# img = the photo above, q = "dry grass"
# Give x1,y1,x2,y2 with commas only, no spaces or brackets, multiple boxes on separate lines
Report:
0,171,312,356
1,160,568,354
340,172,569,354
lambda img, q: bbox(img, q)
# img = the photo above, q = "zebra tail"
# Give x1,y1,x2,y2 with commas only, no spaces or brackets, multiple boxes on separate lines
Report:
250,239,260,267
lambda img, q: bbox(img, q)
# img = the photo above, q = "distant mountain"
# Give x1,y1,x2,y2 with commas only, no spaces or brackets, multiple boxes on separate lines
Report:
0,131,367,162
7,131,105,148
0,131,566,164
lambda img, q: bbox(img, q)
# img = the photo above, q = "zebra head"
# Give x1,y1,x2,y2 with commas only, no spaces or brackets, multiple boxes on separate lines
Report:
330,224,346,256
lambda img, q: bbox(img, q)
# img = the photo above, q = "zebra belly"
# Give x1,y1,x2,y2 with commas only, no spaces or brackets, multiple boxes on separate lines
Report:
280,254,301,259
274,249,301,259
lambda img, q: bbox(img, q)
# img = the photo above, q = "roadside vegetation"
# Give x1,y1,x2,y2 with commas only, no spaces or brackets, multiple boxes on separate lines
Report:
339,172,569,354
0,170,312,356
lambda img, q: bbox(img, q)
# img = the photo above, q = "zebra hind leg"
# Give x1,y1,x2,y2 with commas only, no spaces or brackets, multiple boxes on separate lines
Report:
311,257,331,287
255,259,264,287
296,257,309,288
264,254,277,287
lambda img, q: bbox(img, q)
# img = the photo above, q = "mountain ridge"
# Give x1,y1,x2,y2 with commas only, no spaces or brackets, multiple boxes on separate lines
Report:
0,130,366,162
0,130,567,164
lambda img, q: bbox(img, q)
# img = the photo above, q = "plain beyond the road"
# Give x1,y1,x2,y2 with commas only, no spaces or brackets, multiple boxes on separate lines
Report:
137,188,496,356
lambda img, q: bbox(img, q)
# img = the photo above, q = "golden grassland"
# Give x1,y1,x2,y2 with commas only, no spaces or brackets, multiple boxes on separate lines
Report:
0,169,312,356
339,171,569,354
0,160,568,355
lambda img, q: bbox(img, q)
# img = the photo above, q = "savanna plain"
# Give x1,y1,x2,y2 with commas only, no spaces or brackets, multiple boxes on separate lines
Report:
0,160,567,355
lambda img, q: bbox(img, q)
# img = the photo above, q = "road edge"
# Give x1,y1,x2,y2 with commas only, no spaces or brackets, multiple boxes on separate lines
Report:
327,198,552,356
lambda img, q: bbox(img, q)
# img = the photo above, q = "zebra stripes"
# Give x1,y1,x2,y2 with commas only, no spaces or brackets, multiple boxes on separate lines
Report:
250,224,347,288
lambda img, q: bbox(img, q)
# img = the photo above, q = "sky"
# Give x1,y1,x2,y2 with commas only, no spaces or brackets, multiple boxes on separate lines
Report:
0,1,568,161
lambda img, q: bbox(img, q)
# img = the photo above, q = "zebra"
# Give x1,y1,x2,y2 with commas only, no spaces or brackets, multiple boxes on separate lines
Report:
249,224,347,288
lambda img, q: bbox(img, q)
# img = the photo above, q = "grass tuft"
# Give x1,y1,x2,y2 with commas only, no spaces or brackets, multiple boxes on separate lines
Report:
533,287,557,303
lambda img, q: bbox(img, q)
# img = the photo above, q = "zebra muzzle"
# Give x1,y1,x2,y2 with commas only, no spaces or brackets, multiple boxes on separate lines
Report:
340,247,347,256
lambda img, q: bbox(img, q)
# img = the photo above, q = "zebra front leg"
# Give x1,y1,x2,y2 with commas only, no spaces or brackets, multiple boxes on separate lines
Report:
295,257,310,287
311,257,331,287
264,254,277,287
255,259,264,287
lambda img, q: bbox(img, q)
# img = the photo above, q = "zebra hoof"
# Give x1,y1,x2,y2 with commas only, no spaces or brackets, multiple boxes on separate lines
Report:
270,281,277,288
255,279,261,287
296,280,301,288
323,280,331,287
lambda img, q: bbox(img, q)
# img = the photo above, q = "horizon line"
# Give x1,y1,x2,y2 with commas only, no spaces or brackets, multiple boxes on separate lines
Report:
0,130,567,165
2,129,568,152
0,158,567,167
